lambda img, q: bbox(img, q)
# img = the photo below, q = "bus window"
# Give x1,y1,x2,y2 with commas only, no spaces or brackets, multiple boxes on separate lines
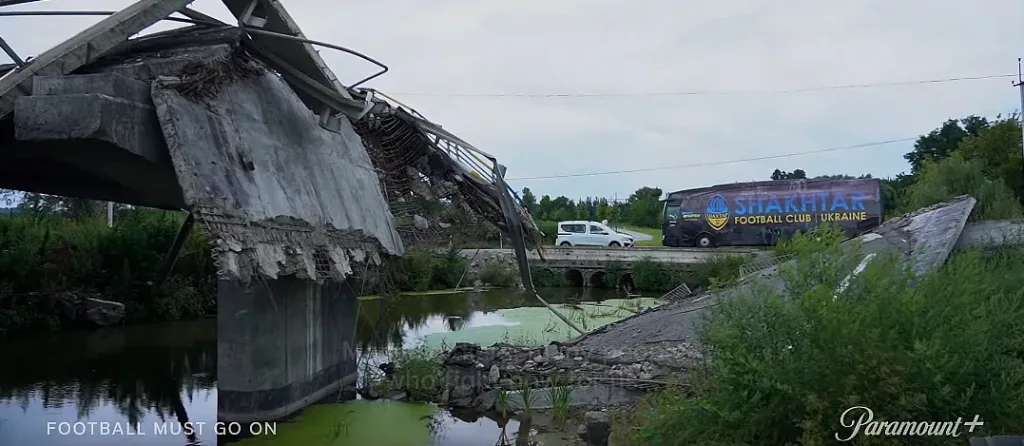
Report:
664,202,681,222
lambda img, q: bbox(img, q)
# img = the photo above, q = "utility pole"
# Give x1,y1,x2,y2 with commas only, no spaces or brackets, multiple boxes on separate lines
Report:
1015,58,1024,164
107,201,114,227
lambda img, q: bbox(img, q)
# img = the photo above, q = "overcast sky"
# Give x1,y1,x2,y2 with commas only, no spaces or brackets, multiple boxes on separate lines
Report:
2,0,1021,201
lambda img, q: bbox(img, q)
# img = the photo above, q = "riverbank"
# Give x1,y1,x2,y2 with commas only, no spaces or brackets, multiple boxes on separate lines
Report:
0,210,216,336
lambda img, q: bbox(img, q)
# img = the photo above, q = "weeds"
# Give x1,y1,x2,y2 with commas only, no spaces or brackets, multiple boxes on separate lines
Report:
516,378,536,418
390,346,443,402
546,375,575,429
618,230,1024,445
480,263,518,288
0,210,215,335
496,385,510,419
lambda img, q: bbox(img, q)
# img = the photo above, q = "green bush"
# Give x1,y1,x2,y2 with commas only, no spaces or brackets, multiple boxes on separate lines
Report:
773,224,848,258
531,266,564,287
631,259,682,292
480,263,518,288
0,210,215,335
538,220,558,245
391,346,443,402
687,255,747,289
392,248,473,292
621,232,1024,445
903,154,1022,220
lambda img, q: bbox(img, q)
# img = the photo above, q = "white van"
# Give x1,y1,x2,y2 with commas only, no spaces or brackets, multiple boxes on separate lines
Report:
555,220,634,247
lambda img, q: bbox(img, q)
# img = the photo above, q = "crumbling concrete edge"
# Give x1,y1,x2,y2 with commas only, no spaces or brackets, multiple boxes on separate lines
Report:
150,65,392,285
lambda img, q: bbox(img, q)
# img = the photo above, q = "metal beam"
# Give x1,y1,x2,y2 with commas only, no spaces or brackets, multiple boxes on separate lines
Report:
221,0,354,100
0,0,197,117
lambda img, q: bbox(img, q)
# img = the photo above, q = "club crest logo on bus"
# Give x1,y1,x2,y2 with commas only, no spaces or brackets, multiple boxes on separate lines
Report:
704,194,730,231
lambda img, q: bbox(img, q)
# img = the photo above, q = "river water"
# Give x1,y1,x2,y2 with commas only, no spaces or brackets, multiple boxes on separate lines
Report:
0,287,652,446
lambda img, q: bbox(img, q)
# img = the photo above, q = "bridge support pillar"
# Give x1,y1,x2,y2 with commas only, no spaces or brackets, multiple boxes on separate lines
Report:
217,275,358,422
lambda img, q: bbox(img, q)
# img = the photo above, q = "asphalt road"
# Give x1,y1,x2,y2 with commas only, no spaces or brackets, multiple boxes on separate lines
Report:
615,228,654,242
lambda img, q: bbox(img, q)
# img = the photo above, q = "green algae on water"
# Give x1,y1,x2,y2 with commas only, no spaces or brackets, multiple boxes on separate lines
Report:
420,298,661,349
234,400,438,446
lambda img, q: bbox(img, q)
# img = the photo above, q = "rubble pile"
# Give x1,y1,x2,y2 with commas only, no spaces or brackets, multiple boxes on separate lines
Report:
434,341,702,412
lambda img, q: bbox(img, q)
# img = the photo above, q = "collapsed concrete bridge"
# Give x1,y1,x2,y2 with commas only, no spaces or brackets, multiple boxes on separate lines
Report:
0,0,543,422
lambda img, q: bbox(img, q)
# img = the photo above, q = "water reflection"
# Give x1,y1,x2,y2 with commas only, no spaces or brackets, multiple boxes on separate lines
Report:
356,287,630,352
0,319,217,446
0,287,631,446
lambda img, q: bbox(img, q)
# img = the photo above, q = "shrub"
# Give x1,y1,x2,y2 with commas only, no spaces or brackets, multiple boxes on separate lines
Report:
391,248,473,292
0,209,215,335
902,154,1022,220
621,232,1024,445
480,263,518,288
538,220,558,245
773,224,848,258
631,259,682,292
391,346,443,402
531,266,563,287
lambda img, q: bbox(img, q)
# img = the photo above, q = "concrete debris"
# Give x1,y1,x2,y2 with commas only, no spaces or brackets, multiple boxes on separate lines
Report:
577,411,612,446
413,215,430,230
54,294,127,327
435,342,688,412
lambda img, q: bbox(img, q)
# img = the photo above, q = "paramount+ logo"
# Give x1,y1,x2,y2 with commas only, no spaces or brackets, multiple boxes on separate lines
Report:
704,194,729,231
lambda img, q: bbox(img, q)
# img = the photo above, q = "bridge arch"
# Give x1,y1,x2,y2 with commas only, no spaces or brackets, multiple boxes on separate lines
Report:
531,267,559,287
618,272,636,293
588,271,607,288
563,269,585,287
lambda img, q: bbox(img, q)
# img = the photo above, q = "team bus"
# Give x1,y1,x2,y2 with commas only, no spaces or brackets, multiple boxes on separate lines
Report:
661,178,883,248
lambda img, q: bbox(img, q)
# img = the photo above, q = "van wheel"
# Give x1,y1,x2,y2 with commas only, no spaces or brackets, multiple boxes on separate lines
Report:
609,241,621,247
695,234,714,248
560,242,572,247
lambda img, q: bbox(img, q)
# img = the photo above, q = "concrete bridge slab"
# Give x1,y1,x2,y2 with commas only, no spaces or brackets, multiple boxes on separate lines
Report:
15,92,167,164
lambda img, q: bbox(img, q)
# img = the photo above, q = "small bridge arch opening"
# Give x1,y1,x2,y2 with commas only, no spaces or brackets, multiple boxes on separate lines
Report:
588,271,607,288
563,269,584,287
618,272,636,293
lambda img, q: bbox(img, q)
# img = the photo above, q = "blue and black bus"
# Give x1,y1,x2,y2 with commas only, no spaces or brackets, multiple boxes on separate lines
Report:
661,178,883,248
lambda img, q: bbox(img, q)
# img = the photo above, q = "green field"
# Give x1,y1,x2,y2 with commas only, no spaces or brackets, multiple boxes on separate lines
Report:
615,224,662,247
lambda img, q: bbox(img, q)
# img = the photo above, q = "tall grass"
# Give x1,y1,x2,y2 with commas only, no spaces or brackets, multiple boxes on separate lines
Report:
0,210,215,335
618,231,1024,445
546,374,575,429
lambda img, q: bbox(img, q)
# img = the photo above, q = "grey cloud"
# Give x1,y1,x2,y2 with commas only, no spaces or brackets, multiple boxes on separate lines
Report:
1,0,1020,200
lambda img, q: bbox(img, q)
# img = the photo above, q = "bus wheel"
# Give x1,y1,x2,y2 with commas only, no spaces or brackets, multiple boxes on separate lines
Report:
695,234,714,248
560,242,572,247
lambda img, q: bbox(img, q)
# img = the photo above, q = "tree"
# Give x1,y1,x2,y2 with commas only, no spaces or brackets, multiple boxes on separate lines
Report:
953,114,1023,202
595,199,612,221
623,186,663,228
880,173,916,215
903,154,1021,220
770,169,807,180
538,194,554,220
521,187,538,216
903,115,989,174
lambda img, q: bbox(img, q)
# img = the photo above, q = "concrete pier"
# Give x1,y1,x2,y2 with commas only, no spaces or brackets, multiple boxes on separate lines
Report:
216,276,359,422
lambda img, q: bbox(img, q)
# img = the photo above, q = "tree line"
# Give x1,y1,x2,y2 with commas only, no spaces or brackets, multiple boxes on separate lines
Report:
519,186,665,229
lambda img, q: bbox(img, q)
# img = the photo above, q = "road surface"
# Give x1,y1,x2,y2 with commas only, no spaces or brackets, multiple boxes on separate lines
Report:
616,228,654,242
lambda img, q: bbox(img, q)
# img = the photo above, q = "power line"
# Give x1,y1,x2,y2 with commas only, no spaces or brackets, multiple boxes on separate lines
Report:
507,137,917,181
392,74,1017,98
